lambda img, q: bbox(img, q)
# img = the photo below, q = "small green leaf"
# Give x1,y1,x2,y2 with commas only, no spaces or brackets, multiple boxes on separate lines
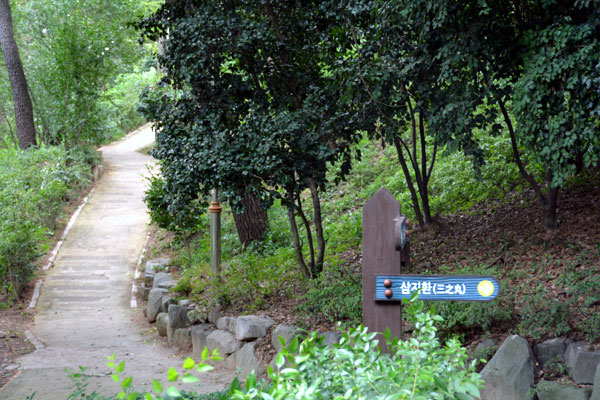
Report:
201,347,209,360
127,393,138,400
106,362,115,368
116,360,126,374
167,367,178,382
121,376,133,389
144,393,152,400
275,353,285,368
182,357,195,370
117,391,125,400
111,374,120,383
246,372,257,389
181,373,200,383
165,386,181,397
152,378,163,394
288,336,299,353
196,363,214,373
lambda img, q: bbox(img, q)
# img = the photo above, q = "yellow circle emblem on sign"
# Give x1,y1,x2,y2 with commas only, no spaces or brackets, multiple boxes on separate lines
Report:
478,280,495,297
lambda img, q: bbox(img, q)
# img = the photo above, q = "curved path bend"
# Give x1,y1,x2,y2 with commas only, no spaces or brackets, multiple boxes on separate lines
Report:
1,125,232,400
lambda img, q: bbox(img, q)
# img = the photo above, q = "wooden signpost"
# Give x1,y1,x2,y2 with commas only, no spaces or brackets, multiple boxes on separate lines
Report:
362,187,499,349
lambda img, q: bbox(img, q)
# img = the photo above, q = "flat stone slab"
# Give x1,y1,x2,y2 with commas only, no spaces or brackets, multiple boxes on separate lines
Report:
566,342,600,384
146,288,168,323
192,324,215,357
172,327,192,350
207,330,241,355
153,272,175,289
534,338,568,367
536,380,591,400
167,305,192,342
236,316,275,341
591,365,600,400
217,316,238,333
321,332,342,347
226,341,264,382
156,313,168,337
480,335,534,400
272,325,299,352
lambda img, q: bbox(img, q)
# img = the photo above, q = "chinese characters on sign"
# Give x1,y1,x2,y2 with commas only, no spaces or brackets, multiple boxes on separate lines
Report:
375,275,500,302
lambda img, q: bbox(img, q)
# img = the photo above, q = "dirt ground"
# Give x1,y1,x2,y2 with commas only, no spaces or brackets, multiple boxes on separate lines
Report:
0,294,35,389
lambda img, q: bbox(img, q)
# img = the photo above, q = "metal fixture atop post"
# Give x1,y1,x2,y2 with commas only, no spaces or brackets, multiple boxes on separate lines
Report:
209,188,222,282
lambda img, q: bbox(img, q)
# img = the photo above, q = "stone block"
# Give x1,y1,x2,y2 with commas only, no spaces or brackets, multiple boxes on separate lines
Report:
207,329,241,355
207,309,222,324
591,364,600,400
172,327,192,350
566,342,600,384
272,325,299,352
153,272,175,289
216,316,238,333
191,324,214,357
228,342,265,382
167,305,191,342
321,332,342,346
480,335,535,400
146,288,168,323
236,316,275,341
160,296,176,314
144,258,170,286
140,283,151,301
534,338,568,367
536,380,591,400
156,313,168,337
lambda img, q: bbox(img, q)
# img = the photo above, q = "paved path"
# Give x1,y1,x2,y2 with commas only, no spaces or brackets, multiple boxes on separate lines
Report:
0,126,232,400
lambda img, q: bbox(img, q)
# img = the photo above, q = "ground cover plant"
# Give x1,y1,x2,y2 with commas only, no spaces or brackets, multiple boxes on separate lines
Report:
0,145,99,302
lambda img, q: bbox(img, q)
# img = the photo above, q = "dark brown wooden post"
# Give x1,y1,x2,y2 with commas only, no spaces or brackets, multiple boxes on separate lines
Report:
363,187,410,350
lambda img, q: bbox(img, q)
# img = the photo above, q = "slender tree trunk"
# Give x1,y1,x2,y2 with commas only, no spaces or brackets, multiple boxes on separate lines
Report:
0,0,36,149
306,178,325,275
545,169,559,229
295,192,315,275
393,136,425,226
498,98,559,229
286,191,310,278
231,192,269,247
417,114,433,224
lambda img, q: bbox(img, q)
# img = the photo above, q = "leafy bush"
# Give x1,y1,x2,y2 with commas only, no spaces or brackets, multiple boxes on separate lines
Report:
66,296,482,400
0,146,97,300
240,296,482,400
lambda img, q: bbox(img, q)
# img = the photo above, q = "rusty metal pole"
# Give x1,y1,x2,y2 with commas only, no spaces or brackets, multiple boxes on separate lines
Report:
209,188,222,282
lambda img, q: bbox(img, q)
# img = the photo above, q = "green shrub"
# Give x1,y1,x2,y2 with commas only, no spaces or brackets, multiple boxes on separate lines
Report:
238,295,483,399
67,296,483,400
0,146,97,299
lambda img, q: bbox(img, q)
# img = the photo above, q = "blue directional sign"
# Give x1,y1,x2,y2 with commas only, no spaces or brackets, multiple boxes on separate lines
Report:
375,275,500,302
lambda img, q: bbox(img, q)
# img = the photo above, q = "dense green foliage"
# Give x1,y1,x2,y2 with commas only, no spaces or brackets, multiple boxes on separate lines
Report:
0,146,99,300
0,0,158,147
138,0,374,277
390,0,600,227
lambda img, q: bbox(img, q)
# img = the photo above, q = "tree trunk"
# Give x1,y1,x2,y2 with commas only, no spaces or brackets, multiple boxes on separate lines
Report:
306,178,325,275
231,192,269,247
0,0,36,149
545,169,559,229
286,191,310,278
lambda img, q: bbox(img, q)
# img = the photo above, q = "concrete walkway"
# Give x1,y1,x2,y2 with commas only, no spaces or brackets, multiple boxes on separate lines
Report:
0,126,232,400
